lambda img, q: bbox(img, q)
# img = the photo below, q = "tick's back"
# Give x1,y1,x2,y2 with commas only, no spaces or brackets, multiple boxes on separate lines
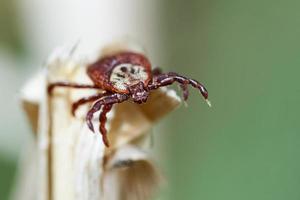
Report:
87,52,152,93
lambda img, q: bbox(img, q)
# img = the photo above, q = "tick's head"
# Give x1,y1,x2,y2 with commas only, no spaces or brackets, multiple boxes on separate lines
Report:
129,82,149,104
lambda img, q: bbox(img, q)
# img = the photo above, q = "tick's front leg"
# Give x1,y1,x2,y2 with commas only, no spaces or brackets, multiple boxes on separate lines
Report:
99,104,113,147
180,83,189,101
85,93,129,146
148,72,210,106
151,68,190,101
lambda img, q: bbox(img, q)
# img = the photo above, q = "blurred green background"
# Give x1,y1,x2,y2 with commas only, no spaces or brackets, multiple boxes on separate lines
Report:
162,0,300,200
0,0,28,200
0,0,299,200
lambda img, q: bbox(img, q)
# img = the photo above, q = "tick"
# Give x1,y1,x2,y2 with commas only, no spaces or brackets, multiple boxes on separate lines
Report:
48,51,210,147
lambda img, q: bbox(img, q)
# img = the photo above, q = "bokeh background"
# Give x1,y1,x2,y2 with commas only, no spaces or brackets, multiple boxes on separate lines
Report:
1,0,299,200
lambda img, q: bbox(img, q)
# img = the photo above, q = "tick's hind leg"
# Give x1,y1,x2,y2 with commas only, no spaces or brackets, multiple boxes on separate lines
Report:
71,92,109,116
48,82,101,95
99,104,113,147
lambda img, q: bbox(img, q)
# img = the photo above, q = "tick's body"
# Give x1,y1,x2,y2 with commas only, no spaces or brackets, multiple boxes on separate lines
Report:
87,52,151,93
48,51,210,147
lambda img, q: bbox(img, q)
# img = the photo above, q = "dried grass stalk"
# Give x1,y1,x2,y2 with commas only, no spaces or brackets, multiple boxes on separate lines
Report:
19,42,181,200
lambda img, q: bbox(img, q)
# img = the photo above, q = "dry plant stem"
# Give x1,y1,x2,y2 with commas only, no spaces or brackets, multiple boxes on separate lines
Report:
19,42,182,200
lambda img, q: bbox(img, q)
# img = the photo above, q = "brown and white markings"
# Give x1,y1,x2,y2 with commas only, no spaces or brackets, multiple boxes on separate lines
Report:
48,51,210,147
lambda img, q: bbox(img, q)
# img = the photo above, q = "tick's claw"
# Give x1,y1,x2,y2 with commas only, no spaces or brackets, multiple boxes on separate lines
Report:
71,109,76,117
88,124,95,133
102,136,110,147
86,119,95,132
206,99,212,107
47,85,54,95
71,104,78,117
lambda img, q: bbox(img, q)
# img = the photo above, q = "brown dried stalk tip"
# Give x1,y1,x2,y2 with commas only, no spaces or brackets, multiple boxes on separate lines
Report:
19,41,181,200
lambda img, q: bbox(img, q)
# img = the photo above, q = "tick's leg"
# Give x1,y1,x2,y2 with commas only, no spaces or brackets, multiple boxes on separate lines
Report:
99,104,113,147
152,69,190,101
153,67,193,98
48,82,101,95
86,93,129,135
148,72,210,106
180,83,189,101
71,92,109,116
